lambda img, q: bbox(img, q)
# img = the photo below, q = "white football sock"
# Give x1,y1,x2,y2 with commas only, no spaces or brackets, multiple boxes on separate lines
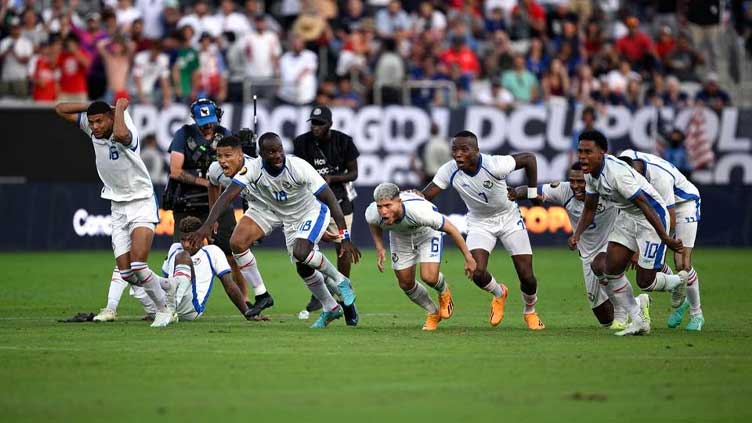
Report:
233,249,268,296
522,291,538,314
430,273,448,294
130,286,158,315
130,262,167,310
404,282,439,314
303,271,338,311
604,273,640,321
323,273,342,300
644,272,682,291
686,267,702,315
303,250,345,284
106,268,128,311
481,276,504,298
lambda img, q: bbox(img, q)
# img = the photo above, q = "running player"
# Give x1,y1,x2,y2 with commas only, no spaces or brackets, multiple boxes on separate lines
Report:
422,130,544,330
619,149,704,330
162,216,252,321
571,130,687,336
187,132,361,328
55,99,175,327
366,183,476,330
509,162,650,329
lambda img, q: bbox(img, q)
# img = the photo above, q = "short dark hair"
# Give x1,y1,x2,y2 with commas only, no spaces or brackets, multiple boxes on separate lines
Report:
570,161,582,171
179,216,202,235
87,101,112,116
578,129,608,151
453,130,477,140
258,132,281,149
217,135,242,149
582,105,597,119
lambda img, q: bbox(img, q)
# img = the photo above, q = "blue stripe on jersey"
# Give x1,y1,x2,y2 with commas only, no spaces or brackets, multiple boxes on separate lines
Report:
307,203,328,242
217,269,231,278
646,162,676,182
674,187,701,221
482,166,502,181
77,112,82,127
439,215,445,231
438,233,445,261
192,249,216,313
164,246,183,275
639,189,669,269
563,195,575,208
153,194,160,222
128,132,139,151
231,178,246,187
628,190,641,201
465,155,483,177
448,168,461,187
314,183,326,195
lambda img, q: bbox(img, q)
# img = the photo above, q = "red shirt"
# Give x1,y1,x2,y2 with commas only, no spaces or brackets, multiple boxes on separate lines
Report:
32,57,59,101
440,47,480,76
57,51,89,95
616,32,655,62
513,1,546,25
655,38,675,59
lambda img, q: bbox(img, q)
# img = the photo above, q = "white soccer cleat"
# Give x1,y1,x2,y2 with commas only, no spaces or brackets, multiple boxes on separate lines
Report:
672,271,689,308
93,308,117,322
637,293,652,327
298,310,310,320
615,309,650,336
150,310,177,327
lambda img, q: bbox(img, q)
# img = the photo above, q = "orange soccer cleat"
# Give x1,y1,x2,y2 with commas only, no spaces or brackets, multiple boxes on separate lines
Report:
523,312,546,330
422,313,442,331
438,287,454,320
489,283,508,327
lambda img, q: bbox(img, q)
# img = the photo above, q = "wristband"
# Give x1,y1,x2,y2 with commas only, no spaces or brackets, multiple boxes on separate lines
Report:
339,228,351,240
527,187,538,199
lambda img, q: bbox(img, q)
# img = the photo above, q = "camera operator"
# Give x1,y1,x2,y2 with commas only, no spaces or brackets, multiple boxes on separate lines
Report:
293,105,360,322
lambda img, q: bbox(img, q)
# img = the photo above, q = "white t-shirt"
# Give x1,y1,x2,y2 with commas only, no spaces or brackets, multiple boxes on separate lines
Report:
541,181,617,259
78,110,154,202
231,156,327,224
116,6,142,29
162,243,231,314
216,11,251,37
620,149,701,207
0,36,34,81
365,192,445,239
239,30,281,80
136,0,166,39
132,51,170,95
278,50,317,104
585,155,667,218
432,154,518,219
178,13,223,43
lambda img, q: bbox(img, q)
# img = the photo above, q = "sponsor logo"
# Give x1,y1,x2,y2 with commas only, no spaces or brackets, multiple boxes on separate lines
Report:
483,180,493,189
193,256,201,265
391,252,398,263
199,106,210,117
72,209,111,236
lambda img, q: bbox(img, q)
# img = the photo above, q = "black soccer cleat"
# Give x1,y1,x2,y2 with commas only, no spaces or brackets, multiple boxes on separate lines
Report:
244,292,274,318
340,301,359,327
305,295,322,312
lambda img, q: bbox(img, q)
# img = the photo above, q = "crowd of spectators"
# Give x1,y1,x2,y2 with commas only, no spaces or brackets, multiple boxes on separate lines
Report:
0,0,747,113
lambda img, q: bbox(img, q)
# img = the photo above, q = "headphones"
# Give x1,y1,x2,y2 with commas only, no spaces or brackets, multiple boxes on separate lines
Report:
189,98,224,123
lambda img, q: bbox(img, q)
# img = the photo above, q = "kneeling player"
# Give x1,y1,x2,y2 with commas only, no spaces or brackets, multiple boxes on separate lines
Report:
164,216,253,320
510,162,650,329
366,183,476,330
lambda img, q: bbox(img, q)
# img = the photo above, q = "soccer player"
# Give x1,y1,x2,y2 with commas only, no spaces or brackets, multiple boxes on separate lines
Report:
55,99,175,327
366,183,476,330
570,130,687,336
187,132,361,328
619,149,704,330
509,162,650,329
422,130,544,330
162,216,252,321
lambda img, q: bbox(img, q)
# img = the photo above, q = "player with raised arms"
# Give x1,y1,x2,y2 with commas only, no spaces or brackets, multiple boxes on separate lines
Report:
55,99,175,327
422,130,545,330
618,149,704,331
187,132,361,328
571,130,687,336
366,183,476,330
509,162,651,329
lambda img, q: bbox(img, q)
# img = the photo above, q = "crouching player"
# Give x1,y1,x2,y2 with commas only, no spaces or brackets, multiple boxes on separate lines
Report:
164,216,253,321
510,162,650,329
366,183,476,330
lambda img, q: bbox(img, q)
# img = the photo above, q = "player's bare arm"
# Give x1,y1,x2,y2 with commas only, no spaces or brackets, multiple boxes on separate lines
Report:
325,159,358,184
54,102,89,123
317,186,361,263
511,152,542,200
187,183,242,247
440,218,477,278
367,224,386,272
169,152,210,188
570,193,598,250
420,182,443,201
111,98,132,146
632,194,684,253
218,273,251,316
668,207,677,235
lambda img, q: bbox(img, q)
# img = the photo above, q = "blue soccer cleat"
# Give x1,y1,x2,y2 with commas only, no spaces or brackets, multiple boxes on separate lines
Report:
337,278,356,306
310,305,344,329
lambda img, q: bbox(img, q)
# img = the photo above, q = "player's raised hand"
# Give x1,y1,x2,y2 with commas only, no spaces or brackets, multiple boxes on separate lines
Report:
464,254,477,278
115,97,129,110
376,248,385,273
186,226,210,249
665,237,684,253
567,235,578,251
339,239,362,264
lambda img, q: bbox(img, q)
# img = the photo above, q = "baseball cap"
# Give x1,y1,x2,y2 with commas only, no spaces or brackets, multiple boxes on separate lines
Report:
308,105,332,125
192,101,219,126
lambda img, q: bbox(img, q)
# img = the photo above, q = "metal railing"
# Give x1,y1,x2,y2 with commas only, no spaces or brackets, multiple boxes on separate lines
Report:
242,79,282,104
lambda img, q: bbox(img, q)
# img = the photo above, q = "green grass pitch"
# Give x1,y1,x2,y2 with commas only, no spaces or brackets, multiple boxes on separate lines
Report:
1,248,750,422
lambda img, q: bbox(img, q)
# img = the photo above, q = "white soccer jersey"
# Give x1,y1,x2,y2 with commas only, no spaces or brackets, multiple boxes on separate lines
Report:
365,192,445,237
78,110,154,202
432,154,518,219
208,155,265,204
541,182,617,258
162,243,231,314
585,155,667,219
620,149,701,207
231,156,328,223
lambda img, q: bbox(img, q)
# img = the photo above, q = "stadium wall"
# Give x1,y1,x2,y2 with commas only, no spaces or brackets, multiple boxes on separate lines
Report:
2,104,751,250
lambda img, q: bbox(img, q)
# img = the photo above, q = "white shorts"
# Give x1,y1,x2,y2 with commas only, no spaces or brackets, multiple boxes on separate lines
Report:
325,214,354,243
174,275,207,321
581,246,609,309
674,200,700,248
243,202,283,236
283,203,331,256
110,195,159,258
389,230,443,271
466,210,532,256
609,212,668,270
